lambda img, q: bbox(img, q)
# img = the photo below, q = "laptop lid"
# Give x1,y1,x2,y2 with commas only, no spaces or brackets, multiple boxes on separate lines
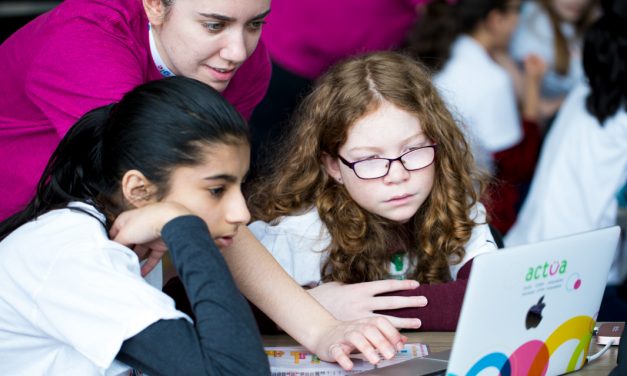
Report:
446,225,620,376
360,226,620,376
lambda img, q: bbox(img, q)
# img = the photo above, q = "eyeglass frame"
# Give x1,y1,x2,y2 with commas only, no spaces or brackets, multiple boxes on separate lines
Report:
337,144,438,180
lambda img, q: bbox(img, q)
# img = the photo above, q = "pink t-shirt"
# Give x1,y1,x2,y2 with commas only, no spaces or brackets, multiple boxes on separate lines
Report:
0,0,270,219
261,0,427,79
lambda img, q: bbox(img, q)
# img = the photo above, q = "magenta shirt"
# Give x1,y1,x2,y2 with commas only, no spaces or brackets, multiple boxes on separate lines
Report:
0,0,271,219
261,0,427,79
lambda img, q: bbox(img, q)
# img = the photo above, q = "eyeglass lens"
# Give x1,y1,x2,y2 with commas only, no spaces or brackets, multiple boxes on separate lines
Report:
353,146,435,179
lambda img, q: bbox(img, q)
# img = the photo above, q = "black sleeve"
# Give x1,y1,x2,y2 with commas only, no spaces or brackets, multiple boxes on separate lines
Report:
115,215,270,375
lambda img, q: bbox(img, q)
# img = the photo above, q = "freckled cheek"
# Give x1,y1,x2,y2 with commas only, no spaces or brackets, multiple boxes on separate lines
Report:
345,181,386,208
411,168,435,193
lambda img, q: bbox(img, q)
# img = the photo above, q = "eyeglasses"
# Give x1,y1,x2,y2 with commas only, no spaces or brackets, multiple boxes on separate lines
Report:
338,145,437,180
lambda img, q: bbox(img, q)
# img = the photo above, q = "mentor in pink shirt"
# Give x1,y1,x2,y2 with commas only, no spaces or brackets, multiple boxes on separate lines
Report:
0,0,271,220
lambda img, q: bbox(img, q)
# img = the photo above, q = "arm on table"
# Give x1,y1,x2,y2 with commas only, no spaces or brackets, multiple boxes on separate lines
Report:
251,279,426,334
375,260,475,331
308,280,427,327
221,227,411,369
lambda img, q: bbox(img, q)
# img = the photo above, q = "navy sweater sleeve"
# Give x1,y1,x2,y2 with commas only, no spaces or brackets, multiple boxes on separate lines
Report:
116,215,270,375
375,259,474,332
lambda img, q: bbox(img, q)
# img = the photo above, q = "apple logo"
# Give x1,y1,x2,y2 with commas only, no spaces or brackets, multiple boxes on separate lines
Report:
525,296,546,329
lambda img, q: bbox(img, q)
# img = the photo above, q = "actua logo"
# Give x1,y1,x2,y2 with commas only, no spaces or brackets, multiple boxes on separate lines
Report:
525,260,567,281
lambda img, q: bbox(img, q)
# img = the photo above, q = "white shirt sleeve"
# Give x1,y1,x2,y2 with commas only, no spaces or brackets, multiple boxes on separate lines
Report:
470,72,522,152
32,233,188,369
449,203,499,279
436,36,522,155
249,208,332,286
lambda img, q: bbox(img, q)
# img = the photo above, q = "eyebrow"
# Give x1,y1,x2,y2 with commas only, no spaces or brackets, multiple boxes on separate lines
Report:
347,133,428,154
198,9,271,23
204,174,238,183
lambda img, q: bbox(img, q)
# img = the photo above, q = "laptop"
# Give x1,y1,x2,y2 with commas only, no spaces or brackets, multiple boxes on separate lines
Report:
360,226,621,376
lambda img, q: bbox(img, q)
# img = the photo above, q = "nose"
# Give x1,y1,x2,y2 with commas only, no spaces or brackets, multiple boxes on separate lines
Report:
225,190,251,225
383,159,410,184
220,30,248,65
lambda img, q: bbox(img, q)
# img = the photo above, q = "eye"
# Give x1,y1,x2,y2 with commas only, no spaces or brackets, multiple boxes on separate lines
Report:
350,153,379,162
247,20,266,31
203,22,225,32
208,186,225,197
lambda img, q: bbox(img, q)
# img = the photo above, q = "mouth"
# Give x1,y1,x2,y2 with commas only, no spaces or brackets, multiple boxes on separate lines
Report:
387,193,413,201
385,193,415,205
212,66,234,73
206,65,237,82
214,235,235,248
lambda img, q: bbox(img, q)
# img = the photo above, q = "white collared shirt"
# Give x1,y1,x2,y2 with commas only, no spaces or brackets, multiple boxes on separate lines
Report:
0,203,189,375
435,36,522,173
249,203,497,286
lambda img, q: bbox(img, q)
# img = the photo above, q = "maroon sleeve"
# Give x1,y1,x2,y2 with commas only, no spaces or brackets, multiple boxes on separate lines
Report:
374,259,474,331
492,119,541,184
488,119,541,233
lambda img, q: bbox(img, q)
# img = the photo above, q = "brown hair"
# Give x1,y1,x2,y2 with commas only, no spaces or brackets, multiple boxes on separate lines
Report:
248,52,486,284
539,0,598,75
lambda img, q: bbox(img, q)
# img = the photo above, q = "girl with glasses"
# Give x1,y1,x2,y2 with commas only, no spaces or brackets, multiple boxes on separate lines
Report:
0,77,406,375
247,52,499,331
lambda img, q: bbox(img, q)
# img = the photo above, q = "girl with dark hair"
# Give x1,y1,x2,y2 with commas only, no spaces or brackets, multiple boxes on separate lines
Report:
0,77,406,375
506,0,627,320
247,52,499,331
405,0,544,234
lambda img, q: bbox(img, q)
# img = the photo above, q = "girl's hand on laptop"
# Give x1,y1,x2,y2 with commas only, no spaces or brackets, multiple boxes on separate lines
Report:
308,280,425,329
315,316,408,369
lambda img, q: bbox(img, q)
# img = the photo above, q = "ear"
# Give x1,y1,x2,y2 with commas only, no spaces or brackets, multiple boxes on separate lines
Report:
321,153,343,184
121,170,158,208
143,0,168,26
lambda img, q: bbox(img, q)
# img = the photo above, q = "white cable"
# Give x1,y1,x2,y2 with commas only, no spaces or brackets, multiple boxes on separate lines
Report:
586,339,615,363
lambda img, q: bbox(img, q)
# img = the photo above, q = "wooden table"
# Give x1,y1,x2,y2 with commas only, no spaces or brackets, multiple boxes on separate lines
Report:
263,331,618,375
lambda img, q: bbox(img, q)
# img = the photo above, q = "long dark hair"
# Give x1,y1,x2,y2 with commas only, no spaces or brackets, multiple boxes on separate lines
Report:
583,0,627,124
0,77,249,240
405,0,511,71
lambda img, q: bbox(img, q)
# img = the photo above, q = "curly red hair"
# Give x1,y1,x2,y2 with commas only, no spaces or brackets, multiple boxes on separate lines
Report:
248,52,487,284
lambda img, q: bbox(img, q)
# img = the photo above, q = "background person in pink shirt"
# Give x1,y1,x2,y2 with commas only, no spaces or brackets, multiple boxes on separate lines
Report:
0,0,272,220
